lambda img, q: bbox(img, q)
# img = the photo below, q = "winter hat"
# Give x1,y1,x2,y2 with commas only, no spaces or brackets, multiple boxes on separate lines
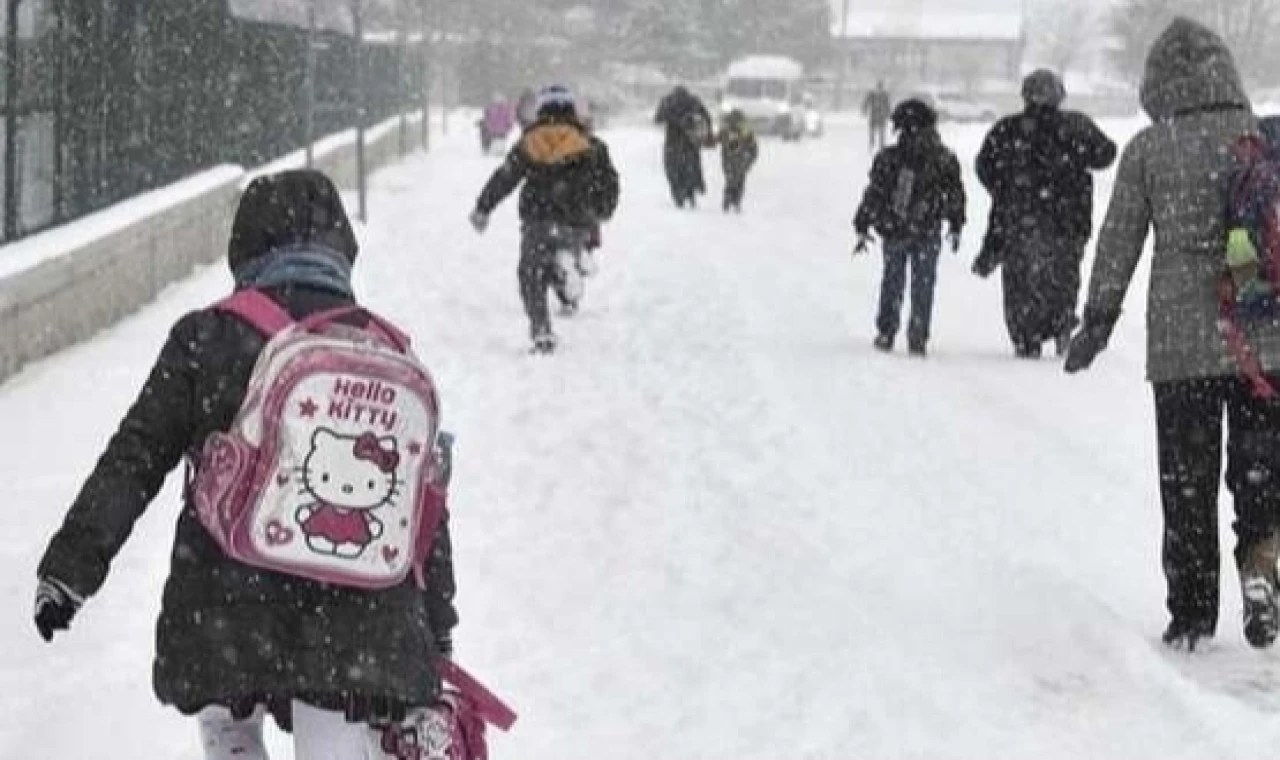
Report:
891,98,937,133
228,169,359,274
536,85,578,118
1022,69,1066,108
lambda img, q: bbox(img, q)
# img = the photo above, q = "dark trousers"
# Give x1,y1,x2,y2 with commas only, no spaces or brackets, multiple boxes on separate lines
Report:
1001,236,1085,350
723,170,748,209
519,224,584,337
876,237,941,347
1153,376,1280,630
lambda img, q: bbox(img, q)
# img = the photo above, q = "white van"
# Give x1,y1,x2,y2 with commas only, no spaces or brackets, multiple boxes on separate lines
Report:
720,56,808,140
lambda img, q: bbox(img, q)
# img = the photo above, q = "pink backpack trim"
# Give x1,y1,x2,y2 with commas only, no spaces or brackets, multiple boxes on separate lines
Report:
216,289,294,337
194,288,445,590
215,289,413,352
439,659,518,732
379,659,518,760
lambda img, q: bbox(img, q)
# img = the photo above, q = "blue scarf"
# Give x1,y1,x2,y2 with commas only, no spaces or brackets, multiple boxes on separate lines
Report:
233,244,354,298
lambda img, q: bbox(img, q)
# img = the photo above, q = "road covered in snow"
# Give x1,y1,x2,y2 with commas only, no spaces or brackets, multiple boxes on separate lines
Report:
4,116,1280,759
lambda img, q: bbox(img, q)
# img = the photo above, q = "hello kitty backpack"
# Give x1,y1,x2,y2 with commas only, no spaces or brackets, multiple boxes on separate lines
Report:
190,289,448,589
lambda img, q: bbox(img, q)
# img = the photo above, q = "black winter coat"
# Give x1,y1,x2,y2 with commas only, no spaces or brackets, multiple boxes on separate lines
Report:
854,128,966,241
475,115,620,229
718,125,759,179
654,89,712,197
37,170,458,726
976,106,1116,264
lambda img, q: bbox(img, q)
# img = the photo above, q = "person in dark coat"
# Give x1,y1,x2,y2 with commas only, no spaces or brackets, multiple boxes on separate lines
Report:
1066,19,1280,651
654,85,713,209
854,99,966,357
716,109,759,213
471,85,621,353
32,170,459,756
975,69,1117,359
863,81,892,152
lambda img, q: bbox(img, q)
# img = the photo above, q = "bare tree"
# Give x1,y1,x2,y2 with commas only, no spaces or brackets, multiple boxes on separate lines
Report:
1108,0,1280,87
1202,0,1280,85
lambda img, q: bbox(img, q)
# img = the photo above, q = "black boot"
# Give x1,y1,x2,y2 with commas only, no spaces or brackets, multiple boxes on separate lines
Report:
1242,575,1278,648
1162,618,1215,651
530,324,557,355
874,334,894,352
1241,533,1280,648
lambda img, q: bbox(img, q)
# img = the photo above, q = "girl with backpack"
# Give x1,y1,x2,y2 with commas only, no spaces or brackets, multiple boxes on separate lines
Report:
853,99,966,357
33,170,462,759
1066,19,1280,652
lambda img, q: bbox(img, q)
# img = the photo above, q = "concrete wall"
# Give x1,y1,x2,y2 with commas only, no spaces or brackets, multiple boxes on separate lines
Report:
0,114,420,384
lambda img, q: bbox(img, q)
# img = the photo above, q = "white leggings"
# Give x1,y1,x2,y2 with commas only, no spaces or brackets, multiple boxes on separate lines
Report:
199,701,398,760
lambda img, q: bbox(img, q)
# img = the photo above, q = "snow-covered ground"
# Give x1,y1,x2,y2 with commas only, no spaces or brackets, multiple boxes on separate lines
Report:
4,116,1280,759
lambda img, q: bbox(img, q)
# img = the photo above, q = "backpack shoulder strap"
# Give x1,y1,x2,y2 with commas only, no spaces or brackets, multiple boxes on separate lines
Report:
214,289,294,338
299,306,412,353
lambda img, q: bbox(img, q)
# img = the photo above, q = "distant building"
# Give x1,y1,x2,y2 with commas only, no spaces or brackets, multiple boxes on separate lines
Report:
831,9,1025,94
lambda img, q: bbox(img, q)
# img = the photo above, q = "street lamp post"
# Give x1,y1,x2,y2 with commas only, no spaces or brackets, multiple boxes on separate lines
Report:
833,0,851,112
304,0,318,168
420,0,431,150
397,0,408,157
352,0,367,222
4,0,21,240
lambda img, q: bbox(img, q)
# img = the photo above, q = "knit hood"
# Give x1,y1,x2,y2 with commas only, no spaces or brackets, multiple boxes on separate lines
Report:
227,169,358,275
1140,17,1249,121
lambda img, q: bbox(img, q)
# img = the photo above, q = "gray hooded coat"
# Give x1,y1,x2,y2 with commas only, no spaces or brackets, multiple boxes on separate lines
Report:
1082,18,1275,383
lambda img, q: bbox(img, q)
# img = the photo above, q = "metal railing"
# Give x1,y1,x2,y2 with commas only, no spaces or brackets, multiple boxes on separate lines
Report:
0,0,435,245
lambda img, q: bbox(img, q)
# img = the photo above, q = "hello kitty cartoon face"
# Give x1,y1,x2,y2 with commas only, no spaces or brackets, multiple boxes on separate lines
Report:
301,429,402,510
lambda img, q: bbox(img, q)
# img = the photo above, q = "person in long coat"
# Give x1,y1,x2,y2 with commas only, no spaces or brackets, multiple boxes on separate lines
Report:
654,86,713,209
1065,18,1280,652
975,70,1117,358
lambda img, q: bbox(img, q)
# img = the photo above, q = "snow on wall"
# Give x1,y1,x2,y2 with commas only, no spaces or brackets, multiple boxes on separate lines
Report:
0,166,244,282
0,113,424,384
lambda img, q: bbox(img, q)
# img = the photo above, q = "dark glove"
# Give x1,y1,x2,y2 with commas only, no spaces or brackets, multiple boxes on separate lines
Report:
469,209,489,234
971,239,1001,278
435,431,455,489
34,577,83,642
435,630,454,659
853,233,873,256
1064,311,1119,374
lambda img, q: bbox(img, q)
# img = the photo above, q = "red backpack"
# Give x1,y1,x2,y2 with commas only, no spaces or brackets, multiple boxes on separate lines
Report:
1221,131,1280,399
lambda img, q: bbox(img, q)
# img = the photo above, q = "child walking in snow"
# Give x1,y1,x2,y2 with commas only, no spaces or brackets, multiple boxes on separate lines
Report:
853,98,966,357
470,85,621,354
717,109,759,213
33,170,460,759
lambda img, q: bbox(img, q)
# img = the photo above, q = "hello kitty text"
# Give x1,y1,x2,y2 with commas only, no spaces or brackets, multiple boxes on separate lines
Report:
327,377,399,431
